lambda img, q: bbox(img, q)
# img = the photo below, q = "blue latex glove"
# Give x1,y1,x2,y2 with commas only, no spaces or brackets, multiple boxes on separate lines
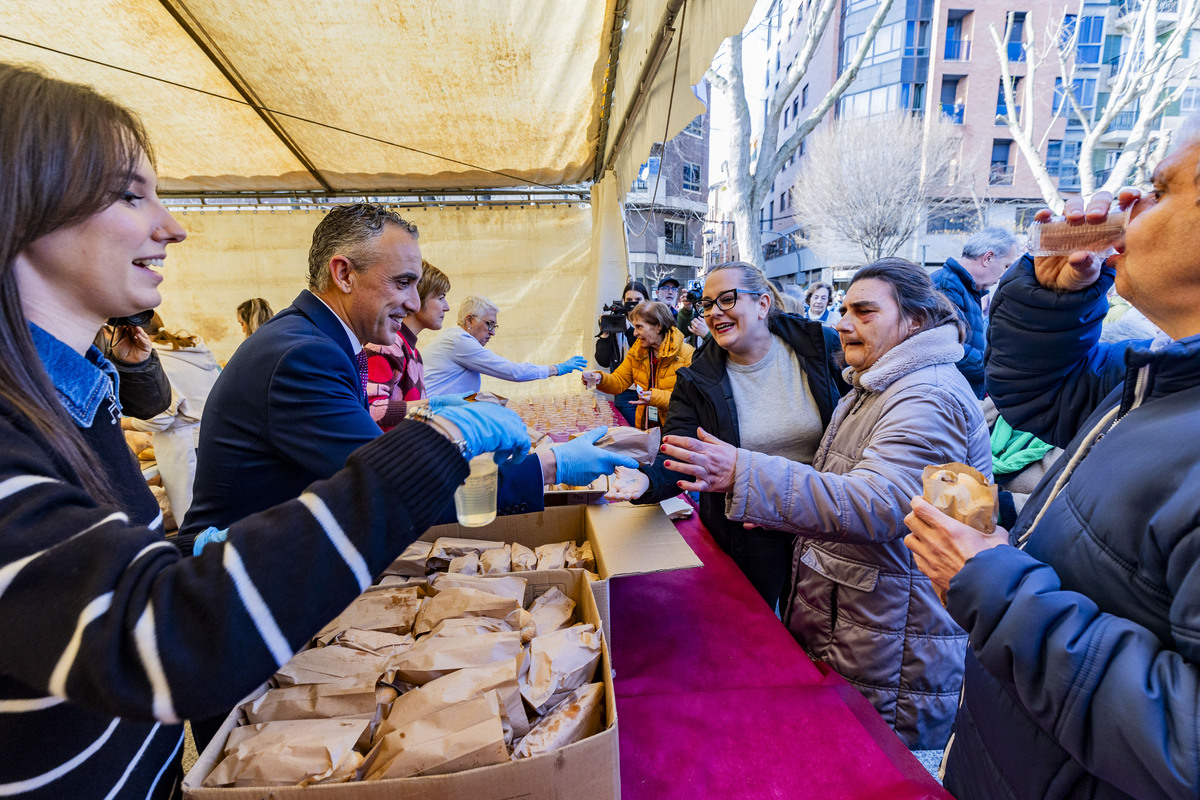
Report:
427,392,470,412
554,356,588,375
192,526,228,556
436,403,531,464
551,426,639,486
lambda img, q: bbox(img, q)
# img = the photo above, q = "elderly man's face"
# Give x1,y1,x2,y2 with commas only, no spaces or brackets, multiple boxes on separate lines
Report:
341,225,422,345
979,247,1019,289
1115,143,1200,338
657,284,680,306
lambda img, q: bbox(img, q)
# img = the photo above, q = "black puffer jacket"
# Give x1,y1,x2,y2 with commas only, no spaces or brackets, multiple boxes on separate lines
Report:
633,313,847,607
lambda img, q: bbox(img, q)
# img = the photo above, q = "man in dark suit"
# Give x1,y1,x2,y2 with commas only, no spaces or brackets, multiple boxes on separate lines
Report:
184,204,628,538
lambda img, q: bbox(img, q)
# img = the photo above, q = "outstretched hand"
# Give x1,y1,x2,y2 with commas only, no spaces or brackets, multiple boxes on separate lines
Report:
903,496,1008,603
659,427,737,493
604,465,650,502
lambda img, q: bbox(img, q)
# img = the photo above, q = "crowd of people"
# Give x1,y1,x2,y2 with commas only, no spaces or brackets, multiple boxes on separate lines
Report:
3,60,1199,800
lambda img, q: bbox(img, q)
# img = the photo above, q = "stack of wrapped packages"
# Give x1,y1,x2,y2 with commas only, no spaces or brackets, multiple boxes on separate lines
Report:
378,536,598,586
202,546,607,789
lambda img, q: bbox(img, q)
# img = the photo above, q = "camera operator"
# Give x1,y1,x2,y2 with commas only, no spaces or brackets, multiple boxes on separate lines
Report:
676,279,709,347
595,280,647,426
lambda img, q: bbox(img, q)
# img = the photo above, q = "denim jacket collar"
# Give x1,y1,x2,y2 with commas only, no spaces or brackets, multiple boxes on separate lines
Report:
30,323,121,426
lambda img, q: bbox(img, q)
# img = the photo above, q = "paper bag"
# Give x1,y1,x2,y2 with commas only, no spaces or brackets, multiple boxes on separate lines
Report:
448,551,480,575
427,537,506,571
375,657,529,744
594,426,661,466
922,462,998,534
382,540,433,577
391,630,524,685
361,692,509,781
510,542,537,572
428,572,527,604
481,544,512,574
565,541,595,571
273,646,393,687
328,629,415,657
528,587,575,637
412,587,523,636
425,616,515,639
203,718,369,787
313,586,423,644
513,682,605,759
241,680,386,725
519,624,603,714
534,541,570,571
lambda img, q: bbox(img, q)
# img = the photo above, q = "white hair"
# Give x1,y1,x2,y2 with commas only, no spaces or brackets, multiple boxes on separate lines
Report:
457,295,498,327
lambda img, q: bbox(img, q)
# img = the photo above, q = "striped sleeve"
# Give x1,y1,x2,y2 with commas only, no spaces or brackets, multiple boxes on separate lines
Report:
0,415,467,723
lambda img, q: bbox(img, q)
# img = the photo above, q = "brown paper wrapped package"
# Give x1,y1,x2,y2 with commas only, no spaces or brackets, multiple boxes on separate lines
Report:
510,542,537,571
448,551,480,575
428,572,528,604
361,692,509,781
391,630,524,685
273,645,395,687
427,537,506,571
381,540,433,577
313,586,423,644
535,541,570,570
922,462,999,534
412,587,523,636
374,657,529,744
329,628,415,657
241,679,389,725
519,624,603,714
566,541,595,571
513,682,605,759
528,587,576,637
594,426,661,466
481,544,512,574
203,718,369,787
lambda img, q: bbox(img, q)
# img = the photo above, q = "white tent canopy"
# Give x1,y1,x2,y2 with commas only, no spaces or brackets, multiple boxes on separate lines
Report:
1,0,752,376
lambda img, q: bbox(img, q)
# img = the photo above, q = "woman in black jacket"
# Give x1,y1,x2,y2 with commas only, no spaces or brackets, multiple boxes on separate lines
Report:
609,262,847,609
0,63,530,799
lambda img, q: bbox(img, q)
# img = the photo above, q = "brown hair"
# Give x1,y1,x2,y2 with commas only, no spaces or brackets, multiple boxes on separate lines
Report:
146,313,197,350
629,300,677,337
0,63,156,504
850,258,966,342
706,262,786,321
805,282,834,306
417,260,451,305
236,297,274,336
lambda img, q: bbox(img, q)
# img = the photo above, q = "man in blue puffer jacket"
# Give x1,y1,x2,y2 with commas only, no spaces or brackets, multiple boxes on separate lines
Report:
903,126,1200,800
930,227,1020,398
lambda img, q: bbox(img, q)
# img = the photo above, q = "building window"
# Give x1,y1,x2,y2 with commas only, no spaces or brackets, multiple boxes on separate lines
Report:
682,162,702,192
683,116,703,137
664,220,687,246
1005,12,1026,62
1181,86,1200,113
792,97,799,120
904,20,930,57
802,84,809,107
800,138,805,156
779,191,788,211
990,139,1014,185
926,204,975,234
1053,78,1097,116
839,83,903,119
1075,16,1104,64
1046,140,1081,190
842,21,904,70
1013,205,1041,233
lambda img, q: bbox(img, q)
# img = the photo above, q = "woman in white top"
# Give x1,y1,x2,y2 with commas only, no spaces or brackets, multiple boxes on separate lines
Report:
422,294,587,396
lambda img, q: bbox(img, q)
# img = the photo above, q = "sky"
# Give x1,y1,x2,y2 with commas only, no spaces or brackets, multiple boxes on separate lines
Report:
706,0,775,182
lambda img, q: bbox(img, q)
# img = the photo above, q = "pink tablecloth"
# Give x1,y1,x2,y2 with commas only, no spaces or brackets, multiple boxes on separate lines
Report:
610,507,954,800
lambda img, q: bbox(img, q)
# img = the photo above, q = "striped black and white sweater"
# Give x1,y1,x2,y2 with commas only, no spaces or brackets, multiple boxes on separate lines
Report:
0,332,468,798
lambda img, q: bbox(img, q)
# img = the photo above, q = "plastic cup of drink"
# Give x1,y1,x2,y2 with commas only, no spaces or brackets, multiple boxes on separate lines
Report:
454,454,498,527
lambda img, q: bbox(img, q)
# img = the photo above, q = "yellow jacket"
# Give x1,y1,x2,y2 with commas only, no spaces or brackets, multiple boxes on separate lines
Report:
596,327,693,429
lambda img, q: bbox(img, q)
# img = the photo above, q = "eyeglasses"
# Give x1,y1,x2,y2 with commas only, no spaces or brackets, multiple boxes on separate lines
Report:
696,288,762,316
471,316,498,332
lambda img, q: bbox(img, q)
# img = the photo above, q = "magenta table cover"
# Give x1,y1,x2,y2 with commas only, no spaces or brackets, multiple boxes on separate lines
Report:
609,504,955,800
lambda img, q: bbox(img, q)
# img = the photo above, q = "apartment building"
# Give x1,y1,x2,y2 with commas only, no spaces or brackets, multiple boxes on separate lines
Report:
625,113,711,291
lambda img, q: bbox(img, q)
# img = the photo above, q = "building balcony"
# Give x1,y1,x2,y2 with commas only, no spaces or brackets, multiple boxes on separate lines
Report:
944,39,970,60
665,240,694,257
989,164,1015,185
941,102,964,124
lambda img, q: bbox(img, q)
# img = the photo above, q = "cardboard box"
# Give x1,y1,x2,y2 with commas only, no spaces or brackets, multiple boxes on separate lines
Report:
419,503,701,641
184,570,619,799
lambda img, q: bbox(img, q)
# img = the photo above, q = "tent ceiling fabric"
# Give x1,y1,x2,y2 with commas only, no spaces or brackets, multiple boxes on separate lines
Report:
1,0,752,194
1,0,616,192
